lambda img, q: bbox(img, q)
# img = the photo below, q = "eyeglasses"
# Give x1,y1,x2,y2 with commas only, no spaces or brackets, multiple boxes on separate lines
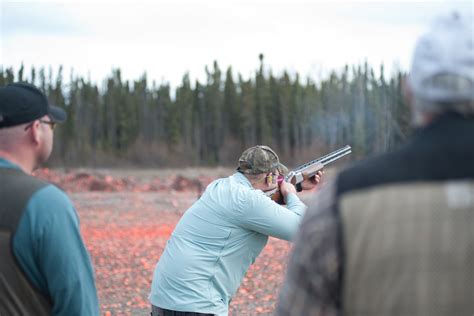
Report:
40,120,57,130
24,120,57,131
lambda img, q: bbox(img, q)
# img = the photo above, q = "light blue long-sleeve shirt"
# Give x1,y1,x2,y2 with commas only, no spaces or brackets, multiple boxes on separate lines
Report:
149,172,307,315
0,158,99,316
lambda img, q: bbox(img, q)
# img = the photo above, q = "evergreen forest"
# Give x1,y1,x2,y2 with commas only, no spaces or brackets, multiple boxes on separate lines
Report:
1,55,412,168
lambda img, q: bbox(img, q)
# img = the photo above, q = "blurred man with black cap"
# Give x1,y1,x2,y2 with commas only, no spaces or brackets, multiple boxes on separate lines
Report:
0,82,99,315
277,11,474,316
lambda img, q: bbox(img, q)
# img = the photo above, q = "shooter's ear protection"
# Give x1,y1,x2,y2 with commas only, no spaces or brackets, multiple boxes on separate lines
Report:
266,173,277,184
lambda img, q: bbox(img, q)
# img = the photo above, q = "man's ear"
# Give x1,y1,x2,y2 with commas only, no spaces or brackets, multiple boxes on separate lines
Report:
29,121,42,145
402,75,432,126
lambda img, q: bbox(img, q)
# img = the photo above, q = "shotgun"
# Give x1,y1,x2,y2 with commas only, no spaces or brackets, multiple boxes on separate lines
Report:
271,145,352,203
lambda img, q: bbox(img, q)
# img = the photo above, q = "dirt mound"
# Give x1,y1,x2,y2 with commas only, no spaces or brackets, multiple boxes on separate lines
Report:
33,168,217,194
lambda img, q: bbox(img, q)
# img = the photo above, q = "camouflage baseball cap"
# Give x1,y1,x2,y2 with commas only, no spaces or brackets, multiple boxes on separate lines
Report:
237,145,288,175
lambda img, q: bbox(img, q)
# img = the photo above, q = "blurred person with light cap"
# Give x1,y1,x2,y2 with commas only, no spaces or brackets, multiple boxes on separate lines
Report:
149,145,322,315
0,82,99,315
276,11,474,316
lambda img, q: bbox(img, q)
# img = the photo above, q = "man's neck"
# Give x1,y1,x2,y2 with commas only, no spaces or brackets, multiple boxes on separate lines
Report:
0,150,34,174
246,175,276,194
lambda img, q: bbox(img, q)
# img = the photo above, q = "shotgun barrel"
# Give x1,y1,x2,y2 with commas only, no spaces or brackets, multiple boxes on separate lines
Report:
286,145,352,185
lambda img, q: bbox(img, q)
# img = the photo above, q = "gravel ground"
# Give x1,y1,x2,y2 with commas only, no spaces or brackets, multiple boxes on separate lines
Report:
35,168,329,315
73,191,304,316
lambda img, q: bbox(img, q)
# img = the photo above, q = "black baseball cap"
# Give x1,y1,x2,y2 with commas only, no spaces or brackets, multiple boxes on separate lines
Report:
0,82,67,129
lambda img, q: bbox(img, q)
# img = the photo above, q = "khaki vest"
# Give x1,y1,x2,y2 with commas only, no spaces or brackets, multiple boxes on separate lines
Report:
0,168,52,316
341,180,474,316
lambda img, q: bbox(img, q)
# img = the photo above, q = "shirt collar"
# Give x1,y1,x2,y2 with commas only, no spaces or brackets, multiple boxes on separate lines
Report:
0,157,23,171
232,172,253,188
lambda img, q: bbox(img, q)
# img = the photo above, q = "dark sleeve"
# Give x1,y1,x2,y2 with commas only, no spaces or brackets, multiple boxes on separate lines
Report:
276,179,343,316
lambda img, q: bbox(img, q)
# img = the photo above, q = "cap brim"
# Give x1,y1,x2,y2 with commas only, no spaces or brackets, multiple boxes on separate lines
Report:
48,105,67,123
278,163,289,176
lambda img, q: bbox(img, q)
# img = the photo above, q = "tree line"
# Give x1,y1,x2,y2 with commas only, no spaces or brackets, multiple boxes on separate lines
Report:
0,55,411,168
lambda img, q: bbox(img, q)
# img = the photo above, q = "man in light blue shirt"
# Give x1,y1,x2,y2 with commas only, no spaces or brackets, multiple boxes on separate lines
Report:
149,145,322,315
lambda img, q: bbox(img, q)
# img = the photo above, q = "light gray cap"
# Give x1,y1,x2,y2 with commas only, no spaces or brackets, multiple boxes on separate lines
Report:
408,11,474,103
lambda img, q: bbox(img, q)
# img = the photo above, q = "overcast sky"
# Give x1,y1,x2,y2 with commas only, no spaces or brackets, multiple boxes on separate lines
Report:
1,0,472,88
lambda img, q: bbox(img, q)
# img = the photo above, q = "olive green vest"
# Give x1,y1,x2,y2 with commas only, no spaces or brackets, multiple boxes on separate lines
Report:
341,180,474,316
0,167,52,316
